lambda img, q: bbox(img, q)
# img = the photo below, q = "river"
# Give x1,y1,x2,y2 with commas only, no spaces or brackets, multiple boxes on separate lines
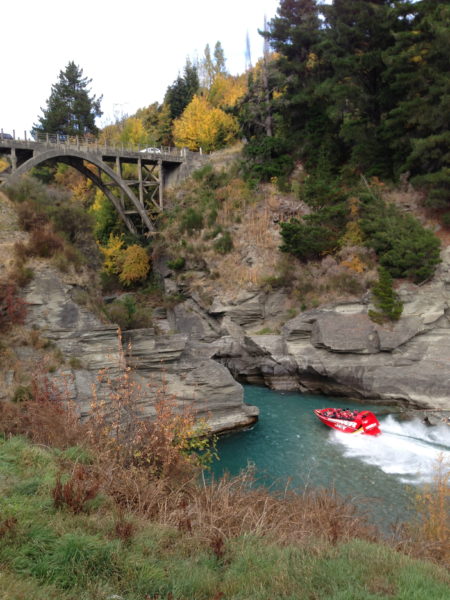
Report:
212,386,450,529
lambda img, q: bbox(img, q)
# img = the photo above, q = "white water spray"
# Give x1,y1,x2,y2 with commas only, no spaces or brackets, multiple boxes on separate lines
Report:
330,415,450,484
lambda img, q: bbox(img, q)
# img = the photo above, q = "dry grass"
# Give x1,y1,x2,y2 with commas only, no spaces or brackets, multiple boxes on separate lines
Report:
0,349,382,554
210,195,282,290
176,470,378,547
398,454,450,567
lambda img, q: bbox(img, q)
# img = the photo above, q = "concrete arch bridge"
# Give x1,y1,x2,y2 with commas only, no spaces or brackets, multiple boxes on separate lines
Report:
0,132,206,235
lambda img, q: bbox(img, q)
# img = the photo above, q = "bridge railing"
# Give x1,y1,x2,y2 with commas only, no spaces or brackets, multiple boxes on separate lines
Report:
0,130,197,158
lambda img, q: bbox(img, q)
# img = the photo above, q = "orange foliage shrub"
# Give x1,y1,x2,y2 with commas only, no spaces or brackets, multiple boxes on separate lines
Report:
341,255,366,273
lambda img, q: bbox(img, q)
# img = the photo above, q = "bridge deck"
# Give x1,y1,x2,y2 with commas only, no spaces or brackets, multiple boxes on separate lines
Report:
0,137,186,165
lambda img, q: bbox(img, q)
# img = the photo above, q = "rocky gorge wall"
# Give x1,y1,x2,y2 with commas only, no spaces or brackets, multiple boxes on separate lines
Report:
159,245,450,413
3,187,450,435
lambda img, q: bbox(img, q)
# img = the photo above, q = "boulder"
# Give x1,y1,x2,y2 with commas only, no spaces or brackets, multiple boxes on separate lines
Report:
169,299,221,341
311,314,379,354
209,290,265,326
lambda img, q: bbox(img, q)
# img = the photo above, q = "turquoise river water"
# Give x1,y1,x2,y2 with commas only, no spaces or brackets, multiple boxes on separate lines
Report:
211,386,450,529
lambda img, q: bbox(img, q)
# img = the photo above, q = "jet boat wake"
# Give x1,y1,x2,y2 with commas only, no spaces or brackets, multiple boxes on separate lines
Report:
330,415,450,485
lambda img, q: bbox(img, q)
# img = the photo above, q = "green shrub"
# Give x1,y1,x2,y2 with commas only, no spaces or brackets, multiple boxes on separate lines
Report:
192,164,229,188
106,296,153,330
11,261,34,287
167,256,186,271
180,208,204,235
213,230,233,254
242,136,294,183
280,220,337,261
410,157,450,211
204,225,223,240
300,172,347,209
360,196,441,282
68,357,83,370
207,207,218,226
12,385,33,403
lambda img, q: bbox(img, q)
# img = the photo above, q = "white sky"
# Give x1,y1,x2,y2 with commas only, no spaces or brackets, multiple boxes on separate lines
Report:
1,0,281,137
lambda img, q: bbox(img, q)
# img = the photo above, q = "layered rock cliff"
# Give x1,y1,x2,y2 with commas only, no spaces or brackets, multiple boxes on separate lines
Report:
160,246,450,411
19,264,258,433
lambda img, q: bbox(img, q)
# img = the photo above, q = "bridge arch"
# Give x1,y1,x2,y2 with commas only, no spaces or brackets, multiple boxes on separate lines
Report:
6,149,154,234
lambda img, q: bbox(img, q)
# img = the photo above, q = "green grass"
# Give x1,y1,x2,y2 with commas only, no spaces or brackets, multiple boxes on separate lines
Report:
0,436,449,599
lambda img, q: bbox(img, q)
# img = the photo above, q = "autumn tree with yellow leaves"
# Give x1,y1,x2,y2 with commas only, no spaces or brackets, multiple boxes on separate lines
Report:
99,233,150,286
208,73,247,110
173,95,239,152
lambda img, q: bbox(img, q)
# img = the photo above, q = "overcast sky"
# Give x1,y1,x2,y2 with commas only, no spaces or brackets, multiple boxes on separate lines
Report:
1,0,281,137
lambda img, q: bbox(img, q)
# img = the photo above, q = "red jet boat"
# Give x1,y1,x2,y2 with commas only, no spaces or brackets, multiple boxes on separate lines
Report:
314,408,381,436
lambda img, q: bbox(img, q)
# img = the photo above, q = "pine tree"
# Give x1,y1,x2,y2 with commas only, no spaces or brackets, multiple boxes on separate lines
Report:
33,62,102,136
263,0,332,166
164,60,199,121
383,1,450,207
319,0,397,175
369,267,403,323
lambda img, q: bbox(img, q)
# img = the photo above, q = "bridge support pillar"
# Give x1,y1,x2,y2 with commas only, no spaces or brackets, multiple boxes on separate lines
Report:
115,156,125,208
10,148,17,172
158,159,164,210
138,157,144,207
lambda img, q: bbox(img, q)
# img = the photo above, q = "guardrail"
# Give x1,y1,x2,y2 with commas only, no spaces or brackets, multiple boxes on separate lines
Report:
0,129,196,158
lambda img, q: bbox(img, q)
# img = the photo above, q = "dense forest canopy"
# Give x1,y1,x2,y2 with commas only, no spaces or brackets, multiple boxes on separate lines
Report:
245,0,450,206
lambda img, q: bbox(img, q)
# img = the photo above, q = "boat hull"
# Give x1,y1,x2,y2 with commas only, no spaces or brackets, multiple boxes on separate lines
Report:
314,408,381,436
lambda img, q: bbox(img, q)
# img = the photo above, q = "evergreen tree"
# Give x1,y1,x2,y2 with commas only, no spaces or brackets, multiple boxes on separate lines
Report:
319,0,397,175
213,41,227,76
369,267,403,323
360,192,441,282
33,62,102,136
266,0,324,132
383,1,450,206
250,1,331,171
164,60,199,121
